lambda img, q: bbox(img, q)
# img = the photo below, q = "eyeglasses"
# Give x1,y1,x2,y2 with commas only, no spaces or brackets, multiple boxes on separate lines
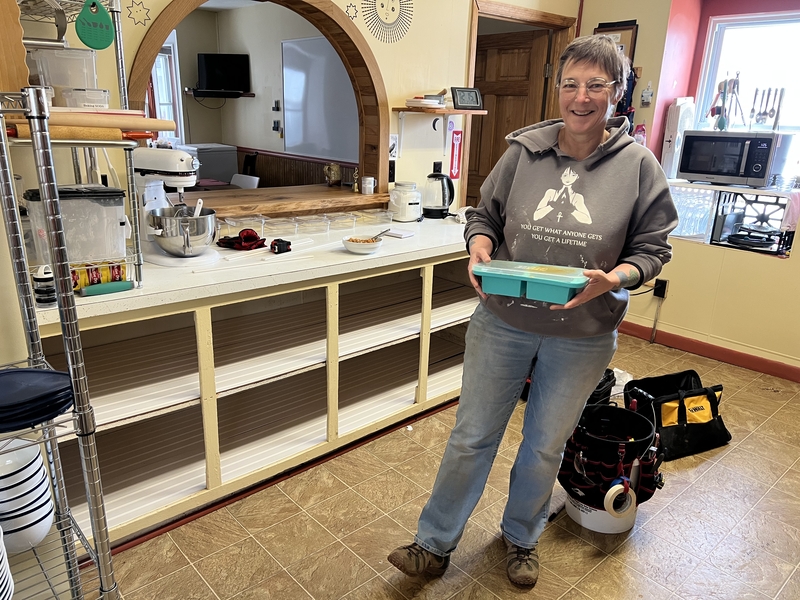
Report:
558,78,617,97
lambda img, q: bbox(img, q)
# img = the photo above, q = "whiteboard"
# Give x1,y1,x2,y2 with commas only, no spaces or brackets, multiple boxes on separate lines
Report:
282,37,359,163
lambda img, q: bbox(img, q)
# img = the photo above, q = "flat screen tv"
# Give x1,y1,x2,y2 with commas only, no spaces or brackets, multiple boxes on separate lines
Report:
197,54,251,93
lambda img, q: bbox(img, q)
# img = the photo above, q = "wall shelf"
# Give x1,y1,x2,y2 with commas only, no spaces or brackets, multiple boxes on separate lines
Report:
392,106,487,156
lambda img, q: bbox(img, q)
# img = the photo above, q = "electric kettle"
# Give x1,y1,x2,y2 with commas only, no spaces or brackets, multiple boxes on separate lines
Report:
422,161,455,219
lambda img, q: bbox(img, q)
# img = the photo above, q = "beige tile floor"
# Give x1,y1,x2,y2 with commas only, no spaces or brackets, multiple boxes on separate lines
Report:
107,334,800,600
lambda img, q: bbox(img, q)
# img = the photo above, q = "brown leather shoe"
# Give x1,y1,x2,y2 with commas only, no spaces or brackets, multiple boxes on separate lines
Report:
505,540,539,586
387,543,450,576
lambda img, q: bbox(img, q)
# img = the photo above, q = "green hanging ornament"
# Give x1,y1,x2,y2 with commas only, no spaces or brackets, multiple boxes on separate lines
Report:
75,0,115,50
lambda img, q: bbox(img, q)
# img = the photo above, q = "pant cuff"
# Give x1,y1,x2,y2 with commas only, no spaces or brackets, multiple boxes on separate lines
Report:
500,526,538,550
412,536,449,558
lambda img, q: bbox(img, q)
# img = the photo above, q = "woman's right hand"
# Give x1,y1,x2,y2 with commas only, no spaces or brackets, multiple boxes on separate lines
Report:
467,235,493,300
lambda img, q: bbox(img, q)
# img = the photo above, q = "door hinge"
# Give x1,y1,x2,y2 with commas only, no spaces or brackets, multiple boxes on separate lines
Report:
544,63,553,78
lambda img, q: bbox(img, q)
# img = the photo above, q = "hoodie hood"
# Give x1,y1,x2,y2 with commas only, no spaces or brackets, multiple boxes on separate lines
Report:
505,116,633,167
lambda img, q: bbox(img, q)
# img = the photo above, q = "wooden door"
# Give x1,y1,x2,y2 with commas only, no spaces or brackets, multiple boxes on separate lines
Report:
466,27,574,207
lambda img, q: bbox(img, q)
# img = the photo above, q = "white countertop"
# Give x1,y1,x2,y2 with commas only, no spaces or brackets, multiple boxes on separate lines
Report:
37,219,468,326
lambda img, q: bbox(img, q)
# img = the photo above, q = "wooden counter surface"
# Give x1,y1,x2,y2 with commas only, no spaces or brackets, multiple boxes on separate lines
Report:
169,184,388,219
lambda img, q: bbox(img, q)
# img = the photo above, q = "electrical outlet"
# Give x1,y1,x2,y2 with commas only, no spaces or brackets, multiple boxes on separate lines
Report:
653,278,669,298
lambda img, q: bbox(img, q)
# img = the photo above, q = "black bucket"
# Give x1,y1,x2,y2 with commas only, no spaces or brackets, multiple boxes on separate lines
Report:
574,404,655,463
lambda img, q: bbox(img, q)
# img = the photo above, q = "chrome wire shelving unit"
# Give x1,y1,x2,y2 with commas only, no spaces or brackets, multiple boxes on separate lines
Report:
1,88,120,599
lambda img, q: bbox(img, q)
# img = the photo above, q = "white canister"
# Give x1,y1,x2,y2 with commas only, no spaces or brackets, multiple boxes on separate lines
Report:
389,181,422,222
361,176,375,195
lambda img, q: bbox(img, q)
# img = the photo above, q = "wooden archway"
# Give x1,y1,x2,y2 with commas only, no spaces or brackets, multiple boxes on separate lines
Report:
128,0,389,190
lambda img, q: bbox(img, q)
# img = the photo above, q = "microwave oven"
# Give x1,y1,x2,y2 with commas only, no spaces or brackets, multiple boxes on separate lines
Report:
677,130,793,187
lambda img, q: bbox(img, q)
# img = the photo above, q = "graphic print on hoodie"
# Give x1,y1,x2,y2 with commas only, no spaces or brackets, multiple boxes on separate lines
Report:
533,167,592,225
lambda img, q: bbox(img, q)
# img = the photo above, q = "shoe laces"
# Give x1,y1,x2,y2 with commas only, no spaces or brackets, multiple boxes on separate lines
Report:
513,545,534,565
405,543,426,557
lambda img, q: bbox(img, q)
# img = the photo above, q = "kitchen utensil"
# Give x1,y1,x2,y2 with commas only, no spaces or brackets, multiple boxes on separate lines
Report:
758,88,772,124
773,87,785,130
374,229,391,238
715,80,727,130
5,113,176,132
768,91,778,119
75,0,115,50
422,161,456,219
193,198,204,218
148,206,217,257
755,89,766,124
749,88,759,121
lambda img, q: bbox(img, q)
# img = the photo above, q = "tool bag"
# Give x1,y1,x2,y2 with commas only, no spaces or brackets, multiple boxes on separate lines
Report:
558,403,663,513
623,370,732,461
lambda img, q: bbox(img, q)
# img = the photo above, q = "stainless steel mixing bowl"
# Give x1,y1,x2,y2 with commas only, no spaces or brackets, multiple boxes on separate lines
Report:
148,206,217,257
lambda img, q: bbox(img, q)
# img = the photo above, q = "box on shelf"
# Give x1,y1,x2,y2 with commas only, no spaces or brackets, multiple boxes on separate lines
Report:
31,48,98,107
61,88,110,109
175,143,238,183
472,261,588,304
24,186,128,265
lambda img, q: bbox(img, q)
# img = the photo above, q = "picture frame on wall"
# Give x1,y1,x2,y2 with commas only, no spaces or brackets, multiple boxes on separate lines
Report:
593,22,638,64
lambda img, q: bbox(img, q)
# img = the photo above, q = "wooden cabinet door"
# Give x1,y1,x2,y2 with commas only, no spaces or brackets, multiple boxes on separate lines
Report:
466,26,575,207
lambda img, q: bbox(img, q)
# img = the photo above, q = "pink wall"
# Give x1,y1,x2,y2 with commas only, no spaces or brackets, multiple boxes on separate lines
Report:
653,0,797,162
651,0,702,161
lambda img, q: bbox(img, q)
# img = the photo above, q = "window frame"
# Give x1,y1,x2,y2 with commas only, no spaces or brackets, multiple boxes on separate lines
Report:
147,30,184,146
695,10,800,133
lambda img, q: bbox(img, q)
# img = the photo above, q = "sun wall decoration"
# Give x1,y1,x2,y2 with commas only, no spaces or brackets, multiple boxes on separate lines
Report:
361,0,413,44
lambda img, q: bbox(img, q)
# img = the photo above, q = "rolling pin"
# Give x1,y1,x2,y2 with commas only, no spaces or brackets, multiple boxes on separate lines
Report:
6,113,175,132
14,124,124,141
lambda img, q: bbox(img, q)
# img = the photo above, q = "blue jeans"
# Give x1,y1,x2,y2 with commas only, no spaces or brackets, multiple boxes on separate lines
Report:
415,303,617,555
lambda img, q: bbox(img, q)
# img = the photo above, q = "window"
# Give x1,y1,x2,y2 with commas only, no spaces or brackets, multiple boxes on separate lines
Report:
146,30,184,146
696,12,800,178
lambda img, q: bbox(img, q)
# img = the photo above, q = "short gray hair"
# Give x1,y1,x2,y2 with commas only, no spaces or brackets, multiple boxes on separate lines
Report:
556,35,631,97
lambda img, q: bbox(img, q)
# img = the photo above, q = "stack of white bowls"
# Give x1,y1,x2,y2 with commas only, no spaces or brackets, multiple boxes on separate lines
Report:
0,526,14,599
0,440,54,555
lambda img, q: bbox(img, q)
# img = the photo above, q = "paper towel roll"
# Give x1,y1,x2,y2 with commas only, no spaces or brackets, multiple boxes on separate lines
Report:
603,484,637,518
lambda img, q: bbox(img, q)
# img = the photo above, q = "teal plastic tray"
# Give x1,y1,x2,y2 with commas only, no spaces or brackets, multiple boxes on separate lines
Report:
473,260,588,304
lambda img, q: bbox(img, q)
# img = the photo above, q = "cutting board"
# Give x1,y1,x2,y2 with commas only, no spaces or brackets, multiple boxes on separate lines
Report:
0,0,30,93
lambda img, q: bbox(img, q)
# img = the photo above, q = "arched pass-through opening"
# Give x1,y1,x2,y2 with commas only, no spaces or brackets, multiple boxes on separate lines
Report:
128,0,389,190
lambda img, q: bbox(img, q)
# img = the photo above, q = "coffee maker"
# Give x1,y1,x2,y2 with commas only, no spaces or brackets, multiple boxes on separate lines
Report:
422,161,455,219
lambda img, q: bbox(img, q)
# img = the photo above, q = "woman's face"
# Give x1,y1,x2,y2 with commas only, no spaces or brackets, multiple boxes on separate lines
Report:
558,59,620,139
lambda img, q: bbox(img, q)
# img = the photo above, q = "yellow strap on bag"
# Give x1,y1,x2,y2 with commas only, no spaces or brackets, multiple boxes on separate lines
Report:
660,389,722,426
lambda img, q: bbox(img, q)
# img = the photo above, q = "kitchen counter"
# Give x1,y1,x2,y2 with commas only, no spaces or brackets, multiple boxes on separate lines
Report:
39,217,475,543
169,183,389,220
36,218,468,332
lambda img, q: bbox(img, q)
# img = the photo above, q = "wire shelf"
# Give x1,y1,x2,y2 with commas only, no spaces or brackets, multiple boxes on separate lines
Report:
6,512,102,600
16,0,103,23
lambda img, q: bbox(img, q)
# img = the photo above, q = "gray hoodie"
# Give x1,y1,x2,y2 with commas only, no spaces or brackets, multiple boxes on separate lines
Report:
465,116,678,338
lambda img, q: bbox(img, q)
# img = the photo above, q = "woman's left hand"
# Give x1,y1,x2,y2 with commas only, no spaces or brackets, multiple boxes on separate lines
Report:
550,269,619,311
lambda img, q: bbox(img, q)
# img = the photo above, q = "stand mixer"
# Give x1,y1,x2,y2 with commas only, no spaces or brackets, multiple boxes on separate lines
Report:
132,147,220,267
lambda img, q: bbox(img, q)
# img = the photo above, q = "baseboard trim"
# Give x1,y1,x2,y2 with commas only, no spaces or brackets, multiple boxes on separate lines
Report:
619,321,800,383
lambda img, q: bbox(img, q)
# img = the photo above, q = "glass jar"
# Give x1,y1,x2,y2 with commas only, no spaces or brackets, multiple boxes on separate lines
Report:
389,181,422,222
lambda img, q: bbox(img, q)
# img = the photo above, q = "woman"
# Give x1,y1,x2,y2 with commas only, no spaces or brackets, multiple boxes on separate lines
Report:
388,35,678,587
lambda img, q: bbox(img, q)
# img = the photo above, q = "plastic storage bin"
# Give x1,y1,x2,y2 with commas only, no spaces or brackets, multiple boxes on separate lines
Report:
222,215,267,237
262,218,298,236
31,48,97,107
472,261,588,304
295,216,330,233
24,186,128,263
324,213,358,229
61,88,110,109
356,209,393,224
